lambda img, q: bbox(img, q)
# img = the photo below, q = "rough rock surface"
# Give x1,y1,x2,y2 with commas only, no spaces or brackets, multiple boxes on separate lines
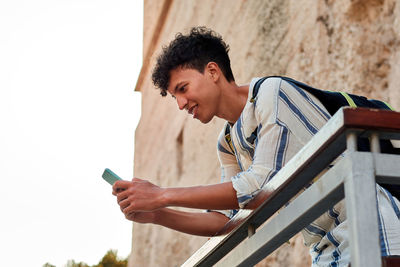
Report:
129,0,400,266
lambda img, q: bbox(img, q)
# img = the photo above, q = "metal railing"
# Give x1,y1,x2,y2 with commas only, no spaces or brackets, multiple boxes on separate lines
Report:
182,107,400,267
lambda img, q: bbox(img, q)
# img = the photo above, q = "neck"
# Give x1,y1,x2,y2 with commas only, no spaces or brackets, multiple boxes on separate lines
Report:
216,81,249,124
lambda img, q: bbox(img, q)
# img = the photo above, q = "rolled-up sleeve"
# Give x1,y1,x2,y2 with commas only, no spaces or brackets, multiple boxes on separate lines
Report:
209,127,242,218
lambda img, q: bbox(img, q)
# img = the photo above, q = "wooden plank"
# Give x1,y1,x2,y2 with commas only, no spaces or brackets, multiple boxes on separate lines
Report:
343,108,400,132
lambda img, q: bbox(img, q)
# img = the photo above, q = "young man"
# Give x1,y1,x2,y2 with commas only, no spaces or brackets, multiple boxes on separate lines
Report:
113,27,400,266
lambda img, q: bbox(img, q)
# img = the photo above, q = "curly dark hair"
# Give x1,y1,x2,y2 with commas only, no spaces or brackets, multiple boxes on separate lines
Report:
151,26,235,96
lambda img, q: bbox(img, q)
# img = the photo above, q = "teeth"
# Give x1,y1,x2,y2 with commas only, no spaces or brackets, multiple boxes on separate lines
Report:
188,105,197,115
193,105,198,117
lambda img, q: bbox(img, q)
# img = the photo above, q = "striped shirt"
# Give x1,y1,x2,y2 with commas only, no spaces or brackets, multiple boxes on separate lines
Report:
215,77,400,266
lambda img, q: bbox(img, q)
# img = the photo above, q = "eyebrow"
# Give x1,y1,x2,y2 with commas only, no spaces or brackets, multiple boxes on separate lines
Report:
170,81,187,96
173,82,185,94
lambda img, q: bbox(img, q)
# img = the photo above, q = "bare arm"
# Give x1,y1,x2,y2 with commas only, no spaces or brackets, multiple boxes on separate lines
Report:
123,208,229,236
163,181,239,210
152,208,229,236
113,178,239,214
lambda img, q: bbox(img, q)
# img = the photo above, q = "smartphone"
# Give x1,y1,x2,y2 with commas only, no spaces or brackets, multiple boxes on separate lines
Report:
102,168,123,185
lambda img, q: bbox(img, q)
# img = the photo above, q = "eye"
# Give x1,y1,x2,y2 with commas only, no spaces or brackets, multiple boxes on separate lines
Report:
178,85,186,93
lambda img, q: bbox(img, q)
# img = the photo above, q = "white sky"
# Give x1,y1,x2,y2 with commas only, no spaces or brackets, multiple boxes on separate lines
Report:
0,0,143,266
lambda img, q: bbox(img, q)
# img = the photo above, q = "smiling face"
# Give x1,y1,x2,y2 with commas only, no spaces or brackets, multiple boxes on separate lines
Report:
167,66,221,124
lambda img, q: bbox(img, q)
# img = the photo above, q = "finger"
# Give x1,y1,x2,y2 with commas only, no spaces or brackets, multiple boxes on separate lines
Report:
113,188,126,197
123,202,138,214
116,189,131,202
113,180,131,192
119,200,133,213
112,187,123,195
112,180,131,192
118,198,131,210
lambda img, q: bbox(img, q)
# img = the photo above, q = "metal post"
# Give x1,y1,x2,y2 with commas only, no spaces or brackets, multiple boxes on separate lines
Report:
344,152,381,267
346,132,358,152
370,133,381,153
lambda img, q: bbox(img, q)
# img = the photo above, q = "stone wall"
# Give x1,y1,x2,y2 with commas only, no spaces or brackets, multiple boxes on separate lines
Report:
130,0,400,266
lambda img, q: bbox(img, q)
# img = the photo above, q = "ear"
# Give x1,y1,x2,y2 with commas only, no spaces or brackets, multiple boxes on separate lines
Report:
205,62,221,82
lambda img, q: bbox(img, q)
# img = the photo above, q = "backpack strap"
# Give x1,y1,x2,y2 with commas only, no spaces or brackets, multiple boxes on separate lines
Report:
250,77,269,103
339,92,357,107
369,99,396,111
383,101,395,110
224,124,235,155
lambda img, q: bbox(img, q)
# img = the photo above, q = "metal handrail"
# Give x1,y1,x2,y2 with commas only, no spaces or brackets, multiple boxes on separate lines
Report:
182,107,400,267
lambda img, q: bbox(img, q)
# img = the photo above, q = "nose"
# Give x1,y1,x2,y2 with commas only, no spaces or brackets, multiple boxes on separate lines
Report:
176,95,188,110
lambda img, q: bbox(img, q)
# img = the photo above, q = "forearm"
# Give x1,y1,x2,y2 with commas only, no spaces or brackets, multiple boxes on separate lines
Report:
153,208,230,236
162,181,239,210
114,179,239,213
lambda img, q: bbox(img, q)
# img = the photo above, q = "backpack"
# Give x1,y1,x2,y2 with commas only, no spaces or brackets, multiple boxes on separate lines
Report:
226,76,400,200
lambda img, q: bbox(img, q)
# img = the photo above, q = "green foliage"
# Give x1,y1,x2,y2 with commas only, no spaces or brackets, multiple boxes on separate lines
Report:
93,250,128,267
43,249,127,267
65,260,89,267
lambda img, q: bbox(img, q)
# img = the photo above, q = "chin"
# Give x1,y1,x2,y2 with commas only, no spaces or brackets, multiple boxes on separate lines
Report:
198,116,213,124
